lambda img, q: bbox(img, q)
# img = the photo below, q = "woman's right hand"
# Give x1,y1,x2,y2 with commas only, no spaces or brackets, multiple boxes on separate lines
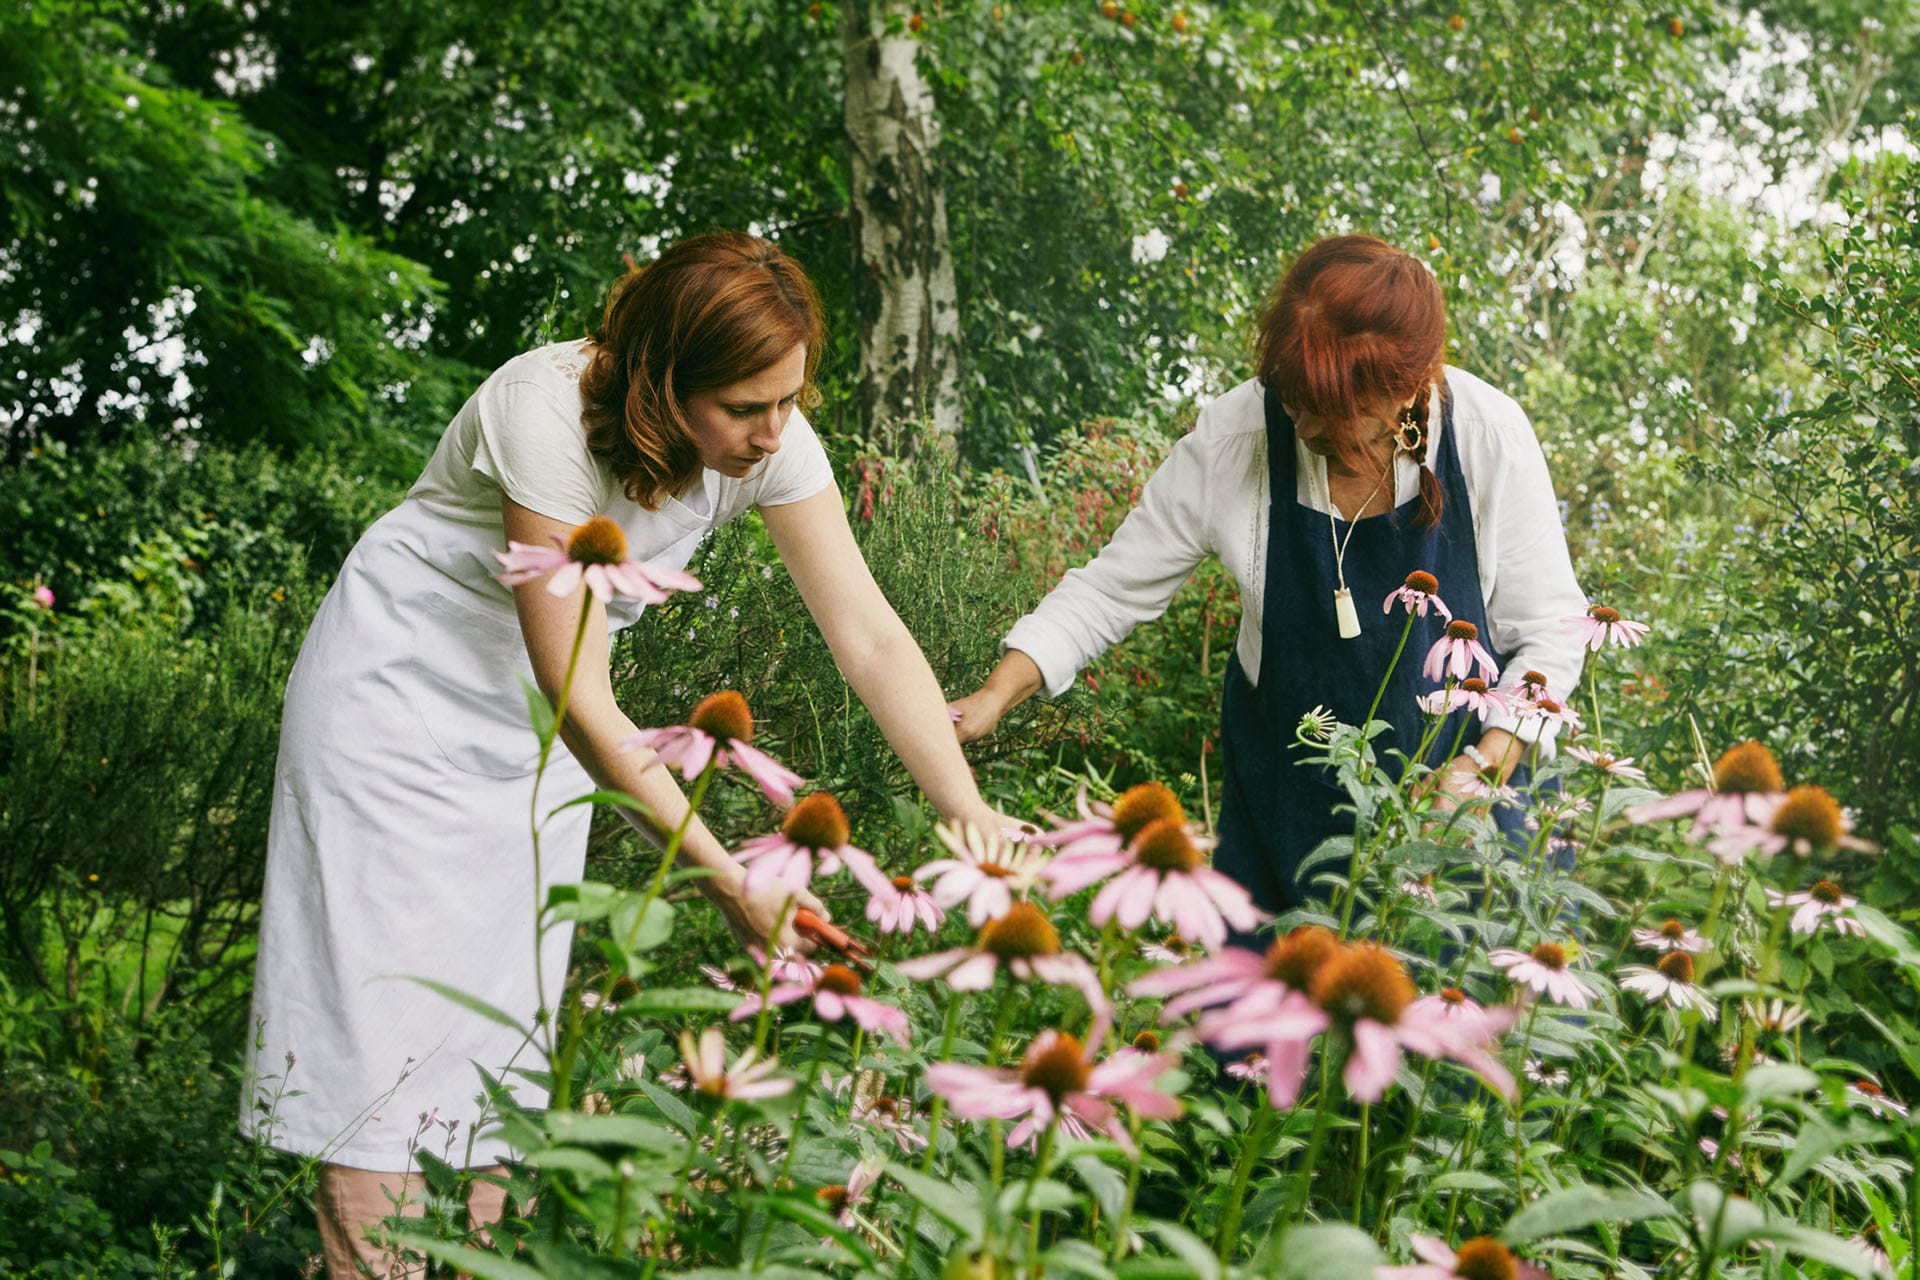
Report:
947,688,1009,744
711,874,826,957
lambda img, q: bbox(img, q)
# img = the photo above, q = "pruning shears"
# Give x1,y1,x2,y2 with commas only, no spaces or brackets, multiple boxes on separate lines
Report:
793,907,875,975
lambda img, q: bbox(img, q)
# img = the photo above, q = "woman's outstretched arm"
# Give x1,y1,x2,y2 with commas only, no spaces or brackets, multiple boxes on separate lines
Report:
759,487,1005,832
503,498,824,953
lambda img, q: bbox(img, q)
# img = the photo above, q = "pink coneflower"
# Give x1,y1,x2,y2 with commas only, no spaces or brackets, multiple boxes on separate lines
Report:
1384,570,1452,622
495,514,703,604
1618,952,1718,1019
1632,918,1710,954
1040,781,1193,861
1708,785,1877,862
1138,934,1194,964
677,1027,794,1102
1846,1080,1910,1121
1848,1233,1894,1278
923,1028,1182,1155
1742,997,1808,1034
1489,942,1598,1009
1519,694,1583,734
852,1091,928,1152
734,793,876,895
1047,817,1264,950
1566,745,1649,782
1564,604,1651,651
1185,929,1346,1106
1699,1135,1743,1170
1453,773,1521,805
1399,876,1441,906
1136,924,1338,1023
914,821,1049,926
729,962,912,1045
1305,950,1520,1102
1766,880,1866,938
1523,1059,1570,1087
897,902,1105,1012
699,964,741,993
1422,620,1499,684
1224,1053,1268,1083
1404,986,1520,1098
815,1158,883,1228
1628,739,1785,840
1376,1235,1550,1280
1416,677,1511,720
852,863,946,937
31,585,54,610
621,691,805,806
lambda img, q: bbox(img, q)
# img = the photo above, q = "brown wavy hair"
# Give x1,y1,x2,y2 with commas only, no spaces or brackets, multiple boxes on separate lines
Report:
580,232,826,509
1253,235,1447,527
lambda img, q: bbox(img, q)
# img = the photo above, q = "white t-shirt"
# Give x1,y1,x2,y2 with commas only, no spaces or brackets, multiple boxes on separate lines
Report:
409,337,834,532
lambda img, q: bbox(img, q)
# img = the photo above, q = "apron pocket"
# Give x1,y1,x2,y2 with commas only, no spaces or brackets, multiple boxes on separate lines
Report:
399,592,546,779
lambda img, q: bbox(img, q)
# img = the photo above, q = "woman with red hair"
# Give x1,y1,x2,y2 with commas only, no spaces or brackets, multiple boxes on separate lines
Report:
246,232,1003,1276
952,235,1588,919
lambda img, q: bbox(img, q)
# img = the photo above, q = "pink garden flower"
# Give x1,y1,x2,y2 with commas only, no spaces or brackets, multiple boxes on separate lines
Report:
1489,941,1599,1009
897,902,1105,1012
1566,745,1649,782
1416,677,1511,720
730,962,912,1045
495,514,702,604
1618,952,1718,1020
850,861,946,937
734,793,877,895
852,1090,928,1152
924,1028,1181,1155
1224,1053,1268,1083
1707,784,1876,862
1742,997,1808,1034
1383,570,1451,622
1421,620,1499,685
1039,781,1194,861
1377,1235,1550,1280
1767,880,1866,938
621,690,804,806
1628,739,1785,841
699,964,741,993
1138,935,1194,964
815,1158,883,1228
31,585,54,610
914,821,1050,926
1524,1059,1570,1087
1631,918,1710,954
1563,603,1651,651
1045,816,1264,950
1847,1080,1910,1122
677,1027,794,1102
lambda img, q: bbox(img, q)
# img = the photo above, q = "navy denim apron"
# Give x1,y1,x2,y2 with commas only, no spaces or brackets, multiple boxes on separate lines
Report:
1213,380,1530,919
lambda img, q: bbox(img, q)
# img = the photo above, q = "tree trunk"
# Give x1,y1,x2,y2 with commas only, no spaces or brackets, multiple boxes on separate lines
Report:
840,0,962,448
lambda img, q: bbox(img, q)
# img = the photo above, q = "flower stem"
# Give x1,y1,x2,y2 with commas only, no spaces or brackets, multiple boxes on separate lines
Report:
1361,613,1418,760
755,1030,830,1265
1111,1113,1144,1262
1213,1095,1276,1260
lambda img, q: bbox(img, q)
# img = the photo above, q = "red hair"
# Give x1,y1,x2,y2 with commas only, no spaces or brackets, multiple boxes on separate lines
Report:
1254,235,1447,527
581,232,826,510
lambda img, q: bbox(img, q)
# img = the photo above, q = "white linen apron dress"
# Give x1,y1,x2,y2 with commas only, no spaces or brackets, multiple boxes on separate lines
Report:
242,340,832,1170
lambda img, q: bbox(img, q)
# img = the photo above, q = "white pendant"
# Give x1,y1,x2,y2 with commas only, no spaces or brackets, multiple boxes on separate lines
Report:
1333,587,1361,639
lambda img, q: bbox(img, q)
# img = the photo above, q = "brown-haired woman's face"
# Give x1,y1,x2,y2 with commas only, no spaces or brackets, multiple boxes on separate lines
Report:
683,344,808,479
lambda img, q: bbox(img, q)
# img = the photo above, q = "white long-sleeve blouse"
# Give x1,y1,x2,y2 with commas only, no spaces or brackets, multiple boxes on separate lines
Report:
1002,366,1590,749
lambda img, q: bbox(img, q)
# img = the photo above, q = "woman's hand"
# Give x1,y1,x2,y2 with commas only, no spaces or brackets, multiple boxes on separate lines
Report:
948,689,1009,745
708,874,827,956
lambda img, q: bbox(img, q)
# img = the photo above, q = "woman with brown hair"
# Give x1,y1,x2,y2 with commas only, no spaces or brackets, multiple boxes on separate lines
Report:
951,234,1589,922
244,231,1001,1275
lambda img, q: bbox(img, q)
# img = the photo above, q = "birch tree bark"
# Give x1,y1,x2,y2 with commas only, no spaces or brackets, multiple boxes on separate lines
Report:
841,0,963,445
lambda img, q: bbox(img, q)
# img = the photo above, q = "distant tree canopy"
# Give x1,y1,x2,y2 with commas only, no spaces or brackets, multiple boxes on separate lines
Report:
2,0,1913,472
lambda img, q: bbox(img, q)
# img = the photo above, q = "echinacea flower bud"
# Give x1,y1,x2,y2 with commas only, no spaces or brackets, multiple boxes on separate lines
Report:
1808,879,1844,906
1111,782,1184,842
976,901,1062,959
566,515,631,566
1461,677,1489,694
1265,924,1341,989
1770,785,1842,850
1021,1032,1092,1102
1659,918,1689,941
1310,943,1415,1026
1452,1237,1520,1280
1404,570,1439,594
782,793,850,849
1133,1030,1162,1052
1712,740,1784,795
689,690,755,743
1440,986,1468,1005
1587,604,1621,624
1131,817,1206,872
1655,951,1696,984
891,874,916,892
1445,619,1480,641
816,1184,850,1215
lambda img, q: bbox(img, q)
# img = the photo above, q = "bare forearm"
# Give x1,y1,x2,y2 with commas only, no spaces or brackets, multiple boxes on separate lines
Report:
839,624,991,822
558,714,742,898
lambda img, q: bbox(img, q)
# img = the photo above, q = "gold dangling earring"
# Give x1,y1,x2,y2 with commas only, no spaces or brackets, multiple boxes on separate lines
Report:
1392,405,1426,457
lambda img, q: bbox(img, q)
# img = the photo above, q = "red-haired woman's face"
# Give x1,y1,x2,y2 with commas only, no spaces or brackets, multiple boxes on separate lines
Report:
1283,394,1409,464
684,343,808,479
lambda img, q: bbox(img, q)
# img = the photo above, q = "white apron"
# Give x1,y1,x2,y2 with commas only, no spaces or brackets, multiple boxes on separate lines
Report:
244,490,714,1171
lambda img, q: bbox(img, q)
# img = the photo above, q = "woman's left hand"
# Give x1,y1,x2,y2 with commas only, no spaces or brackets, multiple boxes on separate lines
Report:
711,875,828,956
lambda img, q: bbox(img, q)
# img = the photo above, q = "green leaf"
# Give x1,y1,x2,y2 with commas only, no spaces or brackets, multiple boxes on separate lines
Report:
395,978,531,1038
1067,1152,1128,1221
1685,1182,1766,1250
521,678,555,748
617,986,739,1016
1500,1185,1678,1244
1740,1063,1818,1109
1429,1170,1509,1193
884,1160,984,1240
1259,1223,1385,1280
613,896,675,956
523,1147,617,1180
547,789,652,819
545,881,620,923
543,1111,686,1158
406,1237,546,1280
1040,1240,1118,1280
636,1077,701,1135
1139,1220,1220,1280
1749,1223,1879,1278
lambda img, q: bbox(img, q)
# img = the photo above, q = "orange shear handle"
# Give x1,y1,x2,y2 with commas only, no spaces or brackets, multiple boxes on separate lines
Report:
793,907,874,972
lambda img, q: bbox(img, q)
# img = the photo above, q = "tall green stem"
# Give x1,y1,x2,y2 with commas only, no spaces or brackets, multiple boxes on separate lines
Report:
1213,1097,1276,1259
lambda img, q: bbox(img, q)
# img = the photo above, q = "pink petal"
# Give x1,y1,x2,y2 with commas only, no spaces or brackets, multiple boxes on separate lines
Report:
727,741,803,806
1343,1019,1404,1102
